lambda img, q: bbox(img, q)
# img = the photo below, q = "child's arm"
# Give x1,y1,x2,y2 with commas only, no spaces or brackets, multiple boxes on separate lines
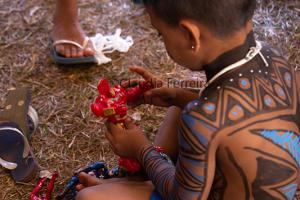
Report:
138,100,219,200
127,66,199,108
143,87,199,108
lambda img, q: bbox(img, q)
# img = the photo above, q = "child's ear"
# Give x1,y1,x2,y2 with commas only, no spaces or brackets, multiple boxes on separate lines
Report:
178,20,201,52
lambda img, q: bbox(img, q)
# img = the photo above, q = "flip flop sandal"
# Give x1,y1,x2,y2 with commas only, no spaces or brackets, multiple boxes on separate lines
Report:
0,122,38,182
51,37,97,65
0,87,39,182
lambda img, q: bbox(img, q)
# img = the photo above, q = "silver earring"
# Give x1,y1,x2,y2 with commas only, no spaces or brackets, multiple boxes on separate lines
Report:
192,46,195,49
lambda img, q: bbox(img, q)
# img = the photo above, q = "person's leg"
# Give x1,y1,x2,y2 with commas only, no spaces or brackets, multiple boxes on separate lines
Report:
51,0,94,58
154,106,181,162
75,107,181,200
76,179,154,200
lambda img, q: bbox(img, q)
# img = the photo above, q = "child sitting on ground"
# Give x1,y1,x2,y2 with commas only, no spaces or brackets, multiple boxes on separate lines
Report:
76,0,300,199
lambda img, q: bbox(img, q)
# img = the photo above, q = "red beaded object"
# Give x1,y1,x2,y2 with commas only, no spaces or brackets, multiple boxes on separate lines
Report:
30,172,58,200
91,79,153,173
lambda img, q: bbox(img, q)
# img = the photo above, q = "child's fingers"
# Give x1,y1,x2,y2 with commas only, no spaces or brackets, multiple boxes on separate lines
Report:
121,79,143,88
145,88,168,99
144,88,174,107
150,88,176,99
129,66,154,81
129,65,143,73
124,118,138,130
105,130,114,144
153,87,168,95
105,121,121,136
76,184,85,191
109,143,119,155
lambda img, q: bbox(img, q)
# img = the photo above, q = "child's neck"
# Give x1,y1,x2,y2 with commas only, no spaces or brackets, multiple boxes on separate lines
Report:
202,21,253,67
202,22,256,81
203,31,252,66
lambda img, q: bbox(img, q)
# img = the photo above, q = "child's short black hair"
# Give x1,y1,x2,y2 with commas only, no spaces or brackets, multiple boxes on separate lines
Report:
143,0,256,38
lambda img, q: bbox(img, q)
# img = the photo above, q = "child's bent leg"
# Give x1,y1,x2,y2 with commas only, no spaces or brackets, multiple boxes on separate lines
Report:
76,106,181,200
154,106,181,161
76,180,154,200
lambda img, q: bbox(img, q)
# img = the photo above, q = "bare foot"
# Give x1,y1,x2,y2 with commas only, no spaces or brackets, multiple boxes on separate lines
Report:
51,22,94,58
76,172,129,191
76,172,102,191
76,172,148,191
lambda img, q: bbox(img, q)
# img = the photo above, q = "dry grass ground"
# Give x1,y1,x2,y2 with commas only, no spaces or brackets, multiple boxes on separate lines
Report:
0,0,299,199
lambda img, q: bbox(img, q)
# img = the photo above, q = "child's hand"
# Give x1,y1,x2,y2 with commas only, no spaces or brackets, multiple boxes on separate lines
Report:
124,66,160,87
144,87,199,108
123,66,199,108
122,66,163,107
143,87,178,107
105,118,150,160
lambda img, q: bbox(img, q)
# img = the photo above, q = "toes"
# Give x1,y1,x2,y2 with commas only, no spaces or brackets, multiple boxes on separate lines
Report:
83,47,94,57
76,184,85,191
54,40,92,58
78,172,101,187
56,44,84,58
77,48,83,57
64,45,72,58
71,46,78,58
55,45,65,56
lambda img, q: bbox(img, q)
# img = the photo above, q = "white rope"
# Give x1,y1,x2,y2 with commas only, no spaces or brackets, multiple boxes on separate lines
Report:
258,51,269,67
206,42,262,87
199,41,264,96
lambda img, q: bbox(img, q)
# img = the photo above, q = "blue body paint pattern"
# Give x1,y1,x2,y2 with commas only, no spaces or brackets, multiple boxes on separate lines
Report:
239,78,251,90
182,114,209,147
139,107,216,200
276,86,285,97
241,79,247,86
206,104,216,111
284,72,292,87
232,106,242,116
280,184,298,200
139,43,299,200
264,96,275,107
260,130,300,167
203,102,217,115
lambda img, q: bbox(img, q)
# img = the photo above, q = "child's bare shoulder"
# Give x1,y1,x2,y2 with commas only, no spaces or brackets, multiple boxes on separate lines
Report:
183,47,297,143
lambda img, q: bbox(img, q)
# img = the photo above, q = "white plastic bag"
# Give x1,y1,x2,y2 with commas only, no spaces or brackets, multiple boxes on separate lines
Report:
90,29,134,65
